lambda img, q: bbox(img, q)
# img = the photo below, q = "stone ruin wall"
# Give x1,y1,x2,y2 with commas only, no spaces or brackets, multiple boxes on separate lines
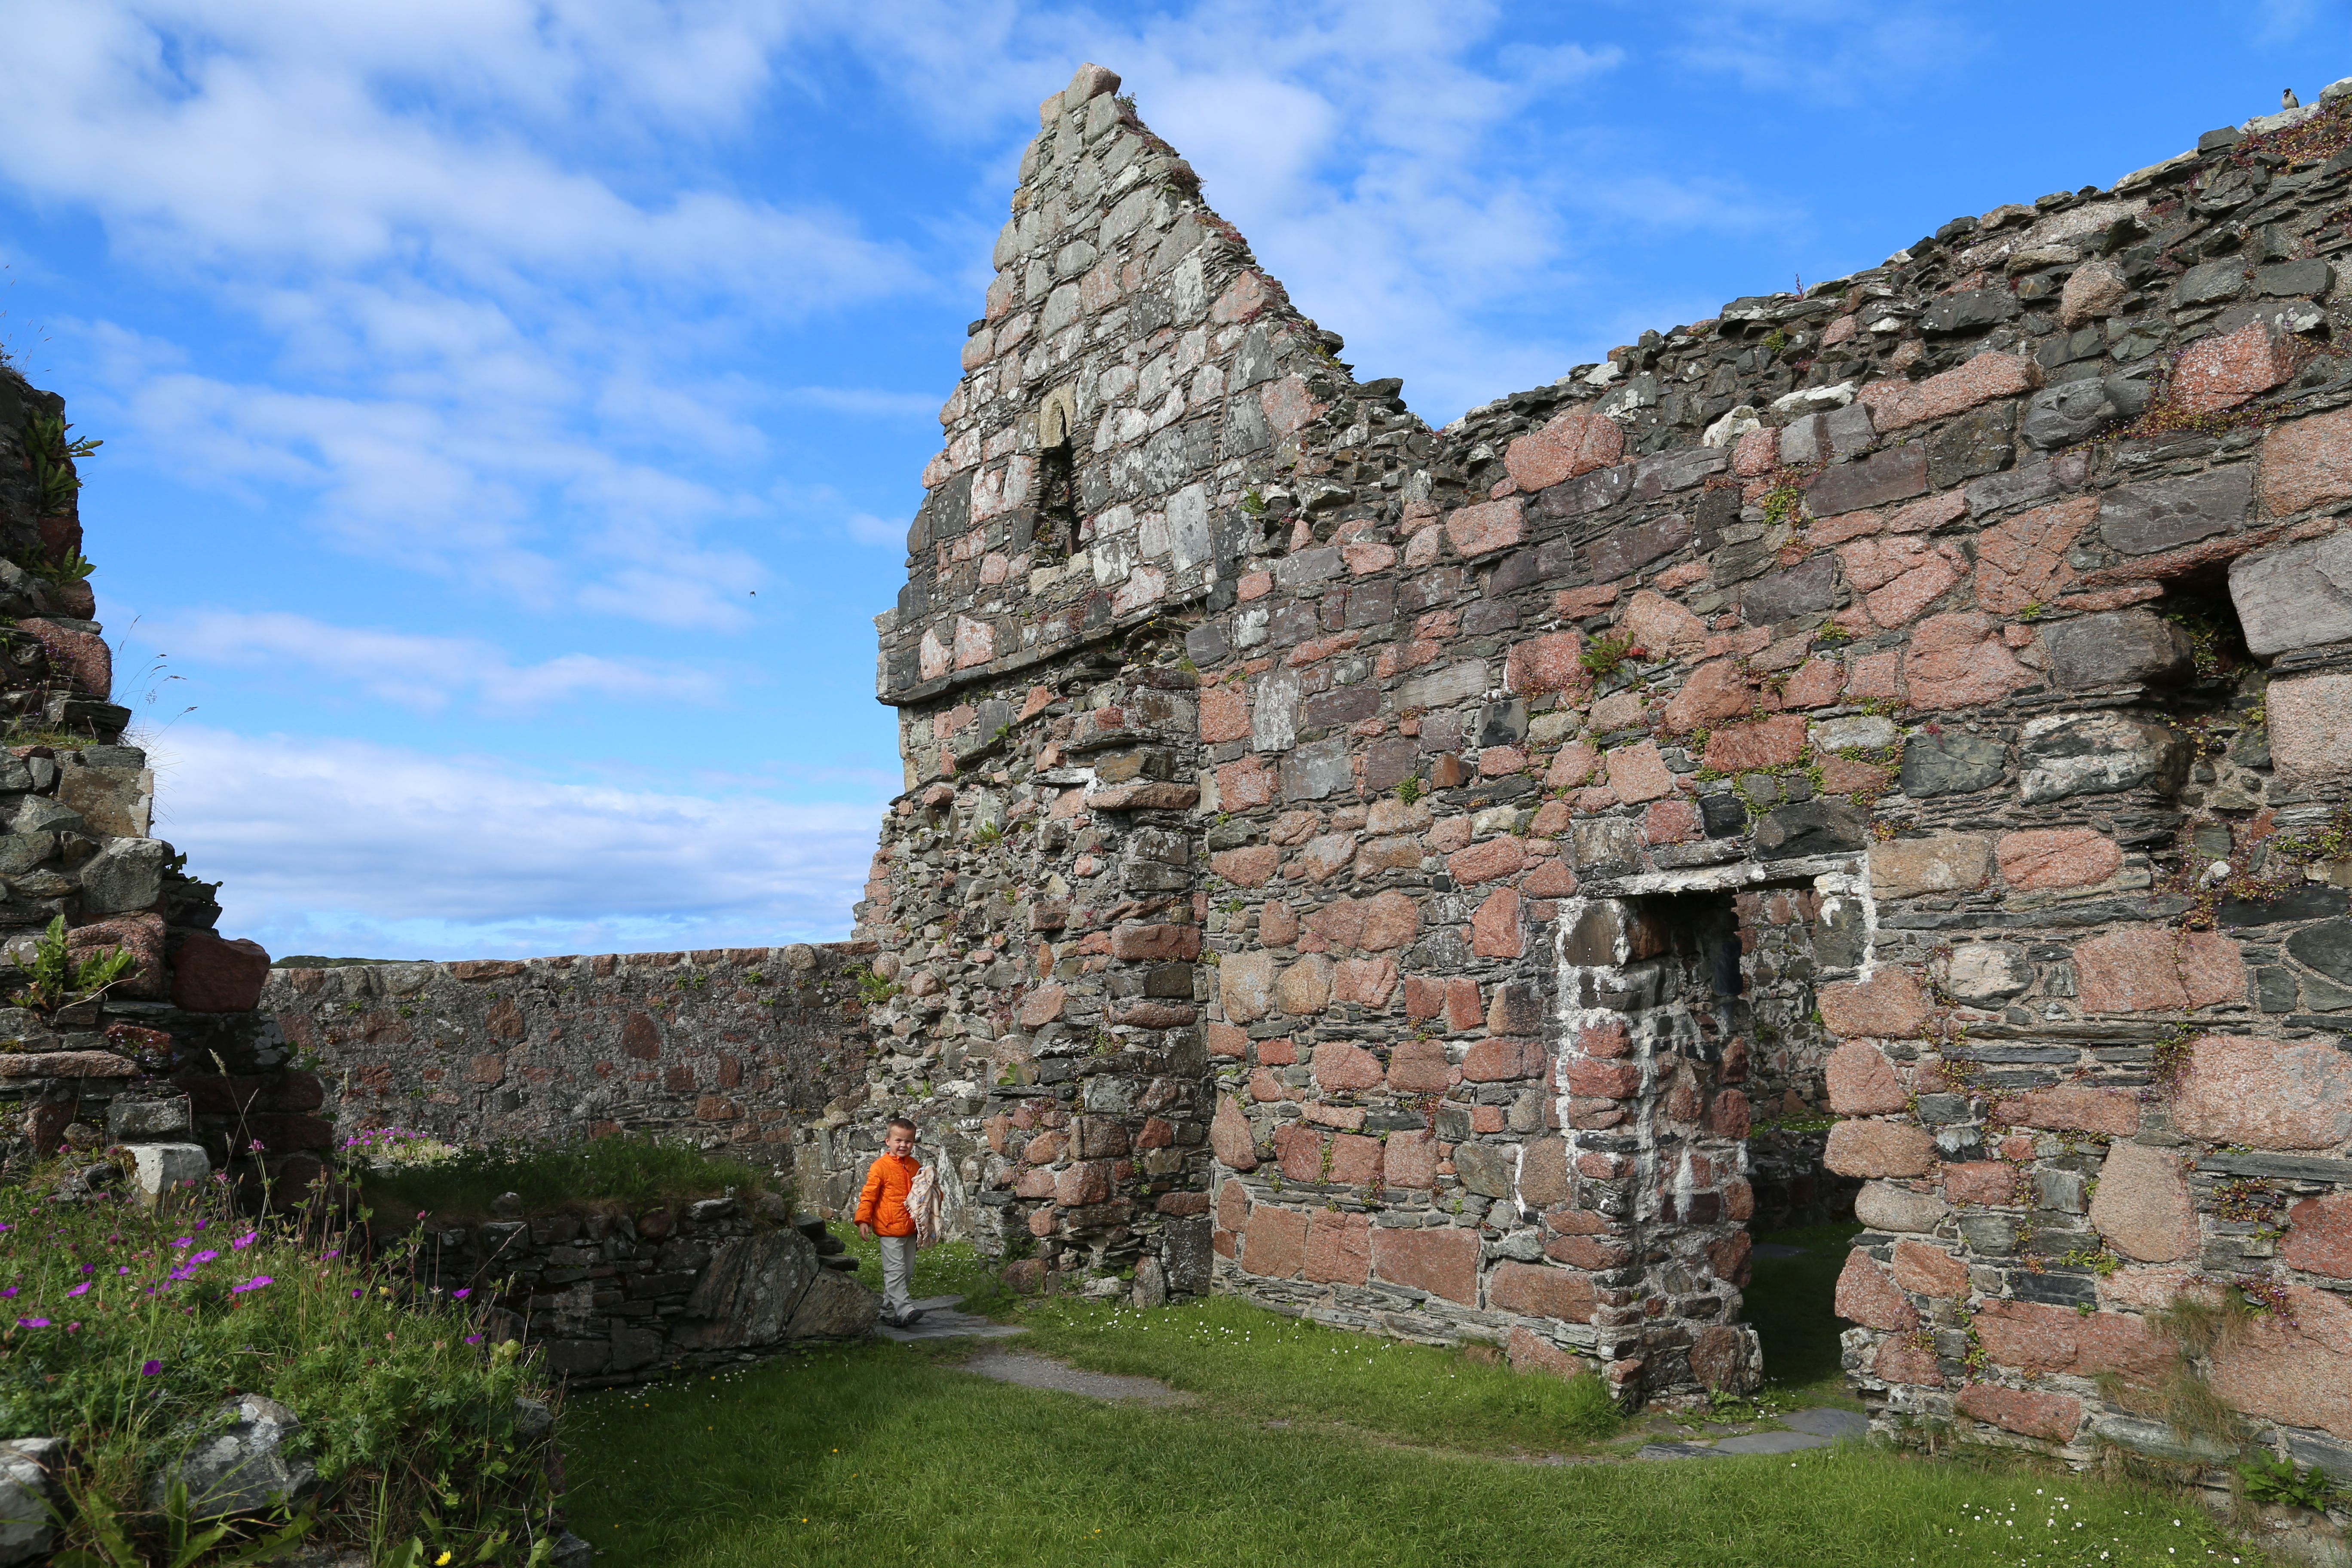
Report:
275,944,875,1203
0,368,295,1198
277,63,2352,1460
836,58,2352,1458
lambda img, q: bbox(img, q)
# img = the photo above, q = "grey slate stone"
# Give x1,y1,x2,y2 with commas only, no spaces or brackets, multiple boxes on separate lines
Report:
671,1227,821,1349
2230,533,2352,655
2171,259,2248,307
784,1268,882,1339
78,836,168,915
2041,608,2195,689
2285,920,2352,985
1279,736,1353,801
1452,1142,1516,1198
2218,886,2351,925
1588,512,1692,583
2288,1430,2352,1482
1699,792,1748,838
1964,449,2094,514
1538,463,1632,519
1919,289,2021,334
2097,467,2251,555
10,798,81,836
2259,259,2334,298
152,1396,320,1519
1928,401,2016,489
0,835,50,876
1754,802,1866,858
1740,555,1840,625
0,1438,58,1565
1163,1213,1213,1295
1778,403,1874,466
1632,446,1727,497
2018,713,2190,802
108,1098,191,1139
1900,731,2006,796
2022,377,2130,450
1805,445,1929,518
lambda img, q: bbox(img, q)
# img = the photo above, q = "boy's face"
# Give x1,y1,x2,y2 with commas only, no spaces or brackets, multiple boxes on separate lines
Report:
884,1125,915,1158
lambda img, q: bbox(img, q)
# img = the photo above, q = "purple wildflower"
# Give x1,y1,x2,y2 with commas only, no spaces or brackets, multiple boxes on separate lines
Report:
453,1288,470,1300
65,1283,89,1298
229,1276,273,1295
141,1359,162,1376
17,1318,48,1328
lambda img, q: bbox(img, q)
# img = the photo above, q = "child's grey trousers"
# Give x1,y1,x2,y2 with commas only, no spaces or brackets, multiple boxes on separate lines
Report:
880,1234,916,1317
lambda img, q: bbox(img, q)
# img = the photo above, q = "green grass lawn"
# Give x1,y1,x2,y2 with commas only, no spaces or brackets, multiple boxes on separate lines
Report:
1746,1220,1868,1410
560,1229,2266,1567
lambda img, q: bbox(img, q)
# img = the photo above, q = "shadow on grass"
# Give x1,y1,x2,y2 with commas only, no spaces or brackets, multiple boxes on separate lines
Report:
1744,1220,1865,1409
559,1339,2254,1568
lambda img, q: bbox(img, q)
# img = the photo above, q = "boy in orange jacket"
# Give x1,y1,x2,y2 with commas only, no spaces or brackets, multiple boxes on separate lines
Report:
855,1117,924,1327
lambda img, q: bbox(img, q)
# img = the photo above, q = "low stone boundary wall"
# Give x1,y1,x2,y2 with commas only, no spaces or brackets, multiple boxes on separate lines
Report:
407,1200,878,1386
279,943,876,1159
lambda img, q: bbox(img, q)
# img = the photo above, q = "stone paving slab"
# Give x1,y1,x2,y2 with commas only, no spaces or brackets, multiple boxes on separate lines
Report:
875,1295,1030,1343
1713,1430,1834,1455
1783,1407,1870,1439
963,1352,1197,1406
1634,1408,1864,1460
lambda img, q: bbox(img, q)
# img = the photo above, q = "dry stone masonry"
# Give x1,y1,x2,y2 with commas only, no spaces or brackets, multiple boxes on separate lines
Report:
275,944,875,1195
834,60,2352,1454
0,367,290,1203
409,1201,877,1386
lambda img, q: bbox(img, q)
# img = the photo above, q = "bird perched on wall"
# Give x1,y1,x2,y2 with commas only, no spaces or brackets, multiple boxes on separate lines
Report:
2285,88,2301,108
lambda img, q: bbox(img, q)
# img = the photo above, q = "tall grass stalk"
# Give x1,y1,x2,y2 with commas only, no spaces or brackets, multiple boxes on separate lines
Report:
0,1166,560,1561
355,1131,773,1221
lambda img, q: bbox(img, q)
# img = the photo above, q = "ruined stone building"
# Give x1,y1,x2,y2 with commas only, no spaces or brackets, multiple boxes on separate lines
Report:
840,63,2352,1459
279,64,2352,1467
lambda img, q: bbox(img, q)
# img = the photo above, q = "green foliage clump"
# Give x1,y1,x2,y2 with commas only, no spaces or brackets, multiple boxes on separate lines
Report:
24,410,101,516
11,914,135,1016
357,1131,774,1221
1580,632,1644,677
0,1174,558,1563
2241,1454,2335,1511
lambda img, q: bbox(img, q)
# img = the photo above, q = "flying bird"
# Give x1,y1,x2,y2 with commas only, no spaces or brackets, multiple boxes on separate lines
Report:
2285,88,2301,108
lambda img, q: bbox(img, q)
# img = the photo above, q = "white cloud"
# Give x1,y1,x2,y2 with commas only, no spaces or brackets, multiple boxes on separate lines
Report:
812,0,1713,414
151,609,726,714
1665,0,1984,103
781,386,945,420
845,512,905,548
148,723,886,958
0,5,907,302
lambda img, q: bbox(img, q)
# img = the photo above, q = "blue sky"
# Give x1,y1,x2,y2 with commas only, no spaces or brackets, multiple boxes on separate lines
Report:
0,0,2340,960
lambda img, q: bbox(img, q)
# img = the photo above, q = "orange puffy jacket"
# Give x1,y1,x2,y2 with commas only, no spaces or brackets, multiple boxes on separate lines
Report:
855,1152,920,1237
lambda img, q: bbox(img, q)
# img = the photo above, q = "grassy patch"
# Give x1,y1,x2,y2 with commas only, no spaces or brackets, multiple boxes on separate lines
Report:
0,1170,557,1562
1745,1219,1867,1409
1014,1294,1621,1455
560,1334,2260,1567
357,1131,774,1222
